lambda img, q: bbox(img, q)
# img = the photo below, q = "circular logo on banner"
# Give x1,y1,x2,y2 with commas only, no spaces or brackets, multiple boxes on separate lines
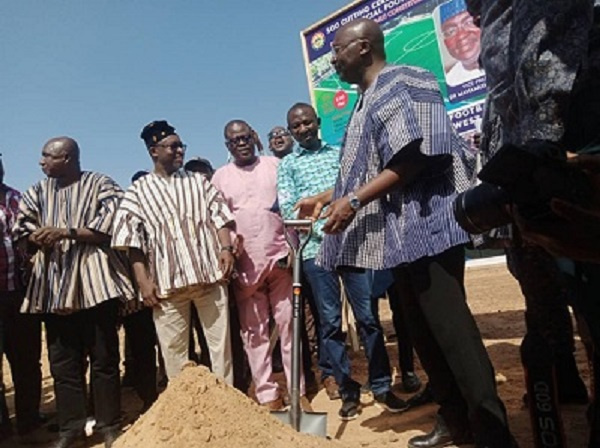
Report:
311,32,325,50
333,90,348,110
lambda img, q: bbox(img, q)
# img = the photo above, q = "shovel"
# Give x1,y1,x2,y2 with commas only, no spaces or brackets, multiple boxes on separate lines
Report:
271,219,328,437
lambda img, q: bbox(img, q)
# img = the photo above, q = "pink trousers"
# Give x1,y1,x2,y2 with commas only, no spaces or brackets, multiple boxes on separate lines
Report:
235,266,305,404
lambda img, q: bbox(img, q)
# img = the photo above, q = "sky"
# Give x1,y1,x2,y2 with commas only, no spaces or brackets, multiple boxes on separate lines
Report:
1,0,350,191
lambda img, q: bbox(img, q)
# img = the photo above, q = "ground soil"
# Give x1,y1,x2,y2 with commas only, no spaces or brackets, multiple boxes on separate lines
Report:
0,263,591,447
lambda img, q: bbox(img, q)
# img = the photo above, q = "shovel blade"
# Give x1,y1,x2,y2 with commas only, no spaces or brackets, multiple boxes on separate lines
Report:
271,410,328,438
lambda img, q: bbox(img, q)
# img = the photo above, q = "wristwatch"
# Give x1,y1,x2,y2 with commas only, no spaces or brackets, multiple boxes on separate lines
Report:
220,245,235,254
348,192,361,211
68,228,77,239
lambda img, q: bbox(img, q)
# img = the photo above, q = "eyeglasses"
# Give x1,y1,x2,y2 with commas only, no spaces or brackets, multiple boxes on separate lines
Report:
226,134,254,147
442,16,478,39
154,142,187,151
330,38,363,57
267,130,291,140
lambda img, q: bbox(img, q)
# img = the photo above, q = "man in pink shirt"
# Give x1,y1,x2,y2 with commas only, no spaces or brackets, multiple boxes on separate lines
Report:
212,120,307,411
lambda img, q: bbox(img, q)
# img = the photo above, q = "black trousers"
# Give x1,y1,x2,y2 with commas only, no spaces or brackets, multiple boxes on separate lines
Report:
0,291,42,434
228,291,252,393
372,286,415,375
122,307,158,407
46,299,121,437
392,245,512,447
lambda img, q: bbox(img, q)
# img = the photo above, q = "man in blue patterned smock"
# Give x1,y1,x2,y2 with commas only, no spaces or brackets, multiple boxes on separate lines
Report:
278,103,407,421
301,19,516,448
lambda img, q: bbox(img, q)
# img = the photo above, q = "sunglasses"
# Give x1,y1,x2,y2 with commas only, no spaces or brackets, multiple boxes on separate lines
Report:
154,142,187,151
226,134,254,147
268,130,291,140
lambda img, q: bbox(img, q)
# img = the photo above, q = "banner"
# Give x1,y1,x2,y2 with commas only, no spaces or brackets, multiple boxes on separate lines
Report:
301,0,486,149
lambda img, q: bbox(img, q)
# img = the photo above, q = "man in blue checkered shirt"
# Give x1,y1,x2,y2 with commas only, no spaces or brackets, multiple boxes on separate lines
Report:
278,103,408,421
299,19,517,448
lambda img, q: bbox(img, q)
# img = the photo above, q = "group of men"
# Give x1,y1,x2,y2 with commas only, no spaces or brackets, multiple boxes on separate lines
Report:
12,10,600,448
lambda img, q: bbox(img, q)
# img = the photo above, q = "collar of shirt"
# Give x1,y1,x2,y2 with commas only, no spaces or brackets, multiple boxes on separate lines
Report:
293,142,334,157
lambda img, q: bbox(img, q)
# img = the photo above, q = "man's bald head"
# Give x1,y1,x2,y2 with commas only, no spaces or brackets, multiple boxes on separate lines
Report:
43,137,80,163
338,19,385,59
40,136,81,180
331,19,386,87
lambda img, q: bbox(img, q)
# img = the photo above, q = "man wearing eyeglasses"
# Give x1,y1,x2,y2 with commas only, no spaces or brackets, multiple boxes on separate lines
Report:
267,126,294,159
301,18,516,448
212,120,310,412
112,120,235,385
439,0,484,86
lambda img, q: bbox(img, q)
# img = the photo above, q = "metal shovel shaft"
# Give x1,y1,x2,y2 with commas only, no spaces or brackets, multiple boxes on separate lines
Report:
275,220,327,437
283,219,312,431
290,257,302,431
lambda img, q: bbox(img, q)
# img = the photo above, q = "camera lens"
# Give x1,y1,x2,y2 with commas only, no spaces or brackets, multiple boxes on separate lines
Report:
453,183,512,234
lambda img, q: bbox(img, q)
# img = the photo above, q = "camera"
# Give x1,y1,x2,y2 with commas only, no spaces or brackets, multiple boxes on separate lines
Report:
453,142,593,234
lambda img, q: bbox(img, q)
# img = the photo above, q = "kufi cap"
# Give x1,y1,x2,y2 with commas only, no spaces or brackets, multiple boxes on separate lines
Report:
440,0,467,23
140,120,176,147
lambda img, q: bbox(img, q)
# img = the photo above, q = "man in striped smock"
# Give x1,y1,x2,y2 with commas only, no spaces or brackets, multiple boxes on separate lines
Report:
311,19,517,448
112,120,236,385
12,137,135,448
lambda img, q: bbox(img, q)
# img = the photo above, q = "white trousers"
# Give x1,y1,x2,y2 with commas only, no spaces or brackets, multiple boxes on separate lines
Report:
153,283,233,384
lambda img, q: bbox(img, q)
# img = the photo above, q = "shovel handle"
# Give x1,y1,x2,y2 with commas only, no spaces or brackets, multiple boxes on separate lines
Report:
283,220,313,256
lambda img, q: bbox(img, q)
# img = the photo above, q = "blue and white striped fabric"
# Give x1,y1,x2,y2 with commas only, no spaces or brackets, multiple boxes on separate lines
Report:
318,64,474,271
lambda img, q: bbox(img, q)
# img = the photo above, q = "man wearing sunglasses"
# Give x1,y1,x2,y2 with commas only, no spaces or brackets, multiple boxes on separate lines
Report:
212,120,309,411
112,120,235,386
267,126,294,159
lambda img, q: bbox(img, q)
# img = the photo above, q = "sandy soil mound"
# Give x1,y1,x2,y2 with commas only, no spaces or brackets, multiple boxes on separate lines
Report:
114,365,344,448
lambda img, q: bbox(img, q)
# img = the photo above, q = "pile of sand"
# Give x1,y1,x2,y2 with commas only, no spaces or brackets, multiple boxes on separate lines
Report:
114,365,346,448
